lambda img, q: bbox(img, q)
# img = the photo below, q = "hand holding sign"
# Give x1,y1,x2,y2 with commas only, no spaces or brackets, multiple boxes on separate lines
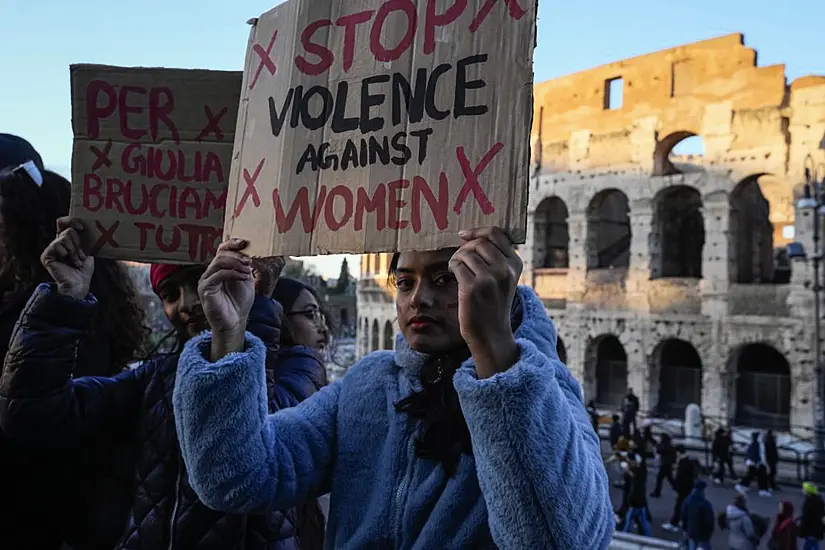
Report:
448,227,522,378
198,239,255,361
41,217,95,300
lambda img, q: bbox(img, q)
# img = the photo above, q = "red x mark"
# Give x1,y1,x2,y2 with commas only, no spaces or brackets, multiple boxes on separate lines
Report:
234,158,266,218
250,30,279,90
90,221,120,254
90,140,113,171
452,142,504,215
195,106,228,141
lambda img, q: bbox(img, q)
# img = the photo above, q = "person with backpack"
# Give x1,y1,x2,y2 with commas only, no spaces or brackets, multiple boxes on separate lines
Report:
663,445,696,532
681,479,714,549
799,482,825,550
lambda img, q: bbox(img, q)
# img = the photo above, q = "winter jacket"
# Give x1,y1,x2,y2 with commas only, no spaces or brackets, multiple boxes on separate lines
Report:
770,503,797,550
622,394,639,416
764,433,779,467
800,494,825,540
745,434,765,466
726,504,758,550
673,456,698,495
681,481,714,540
609,422,623,447
173,286,614,549
657,440,677,470
0,284,326,550
0,285,129,549
711,429,731,458
625,465,647,508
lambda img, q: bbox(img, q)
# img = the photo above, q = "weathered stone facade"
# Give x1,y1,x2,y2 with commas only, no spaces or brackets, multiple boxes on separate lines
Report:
357,253,398,357
357,34,825,436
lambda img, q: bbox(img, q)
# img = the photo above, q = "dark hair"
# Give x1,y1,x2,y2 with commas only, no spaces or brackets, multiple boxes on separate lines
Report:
675,444,686,454
276,279,336,350
0,168,148,371
388,251,473,476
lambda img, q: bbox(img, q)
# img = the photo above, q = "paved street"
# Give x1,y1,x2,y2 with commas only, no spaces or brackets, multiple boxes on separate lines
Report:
607,460,808,548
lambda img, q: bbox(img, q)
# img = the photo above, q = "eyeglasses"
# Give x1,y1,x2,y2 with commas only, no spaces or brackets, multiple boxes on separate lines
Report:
11,160,43,187
288,308,325,327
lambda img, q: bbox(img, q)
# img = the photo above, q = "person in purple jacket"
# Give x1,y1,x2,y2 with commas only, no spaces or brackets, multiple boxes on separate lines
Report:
0,217,326,549
173,228,613,549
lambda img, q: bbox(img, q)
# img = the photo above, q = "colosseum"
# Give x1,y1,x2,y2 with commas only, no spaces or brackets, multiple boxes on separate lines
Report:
357,33,825,437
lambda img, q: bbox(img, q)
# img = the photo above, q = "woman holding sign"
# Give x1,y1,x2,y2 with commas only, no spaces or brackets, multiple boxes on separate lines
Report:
172,228,613,549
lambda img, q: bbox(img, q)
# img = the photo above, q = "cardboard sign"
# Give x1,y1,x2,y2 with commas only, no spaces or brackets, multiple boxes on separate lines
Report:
70,65,242,264
224,0,536,256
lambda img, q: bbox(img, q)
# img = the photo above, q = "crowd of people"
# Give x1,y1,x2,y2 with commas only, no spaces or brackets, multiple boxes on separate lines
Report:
598,388,825,549
0,133,613,548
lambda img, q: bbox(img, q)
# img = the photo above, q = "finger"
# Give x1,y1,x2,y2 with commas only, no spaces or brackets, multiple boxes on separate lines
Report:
459,227,514,256
200,269,253,291
62,228,87,262
448,257,475,287
216,250,252,265
202,255,253,280
461,239,504,266
217,238,250,254
56,217,85,233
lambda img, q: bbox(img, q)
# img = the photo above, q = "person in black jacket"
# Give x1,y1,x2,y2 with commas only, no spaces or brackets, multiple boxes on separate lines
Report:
712,426,736,484
681,479,714,549
622,388,640,436
0,162,148,549
800,482,825,549
764,429,779,491
663,445,697,532
0,222,327,550
622,459,651,536
651,433,676,497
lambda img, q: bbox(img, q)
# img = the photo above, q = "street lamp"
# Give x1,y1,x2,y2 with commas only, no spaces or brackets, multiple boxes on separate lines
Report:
789,154,825,481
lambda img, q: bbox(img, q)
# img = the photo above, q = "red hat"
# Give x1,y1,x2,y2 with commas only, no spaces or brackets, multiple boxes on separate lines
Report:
150,264,184,295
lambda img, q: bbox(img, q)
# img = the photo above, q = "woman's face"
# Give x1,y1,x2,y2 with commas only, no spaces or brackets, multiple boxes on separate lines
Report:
158,267,207,340
287,289,328,352
394,249,463,356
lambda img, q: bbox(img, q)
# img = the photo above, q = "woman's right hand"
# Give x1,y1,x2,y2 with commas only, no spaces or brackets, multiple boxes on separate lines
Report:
40,217,94,300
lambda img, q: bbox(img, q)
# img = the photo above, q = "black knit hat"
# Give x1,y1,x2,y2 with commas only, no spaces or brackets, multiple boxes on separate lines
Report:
0,134,44,171
271,277,312,313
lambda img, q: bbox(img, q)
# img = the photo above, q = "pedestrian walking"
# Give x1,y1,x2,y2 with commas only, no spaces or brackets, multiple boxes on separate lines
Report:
764,429,779,491
736,431,771,497
587,400,600,434
723,494,760,550
663,445,697,532
622,459,651,537
651,433,677,497
769,501,797,550
609,414,623,448
681,479,714,549
622,388,640,436
799,482,825,550
711,426,736,484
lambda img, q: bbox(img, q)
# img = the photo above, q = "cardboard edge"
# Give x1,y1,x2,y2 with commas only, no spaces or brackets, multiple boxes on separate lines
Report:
223,19,260,243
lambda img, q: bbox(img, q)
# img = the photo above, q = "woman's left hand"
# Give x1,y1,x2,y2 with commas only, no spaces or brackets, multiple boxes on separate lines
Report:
448,227,523,378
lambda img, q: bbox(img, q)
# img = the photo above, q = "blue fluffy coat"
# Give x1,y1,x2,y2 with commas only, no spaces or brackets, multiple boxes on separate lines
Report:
173,286,614,549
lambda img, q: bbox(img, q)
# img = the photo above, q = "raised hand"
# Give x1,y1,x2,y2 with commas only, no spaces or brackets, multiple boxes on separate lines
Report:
198,239,255,361
41,217,94,300
448,227,523,378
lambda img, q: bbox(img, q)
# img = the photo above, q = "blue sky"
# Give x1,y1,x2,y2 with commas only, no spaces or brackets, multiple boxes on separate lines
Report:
1,0,823,278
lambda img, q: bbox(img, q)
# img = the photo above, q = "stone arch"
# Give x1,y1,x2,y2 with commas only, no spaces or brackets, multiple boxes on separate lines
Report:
585,334,628,408
730,175,777,284
729,343,791,431
533,196,570,268
557,335,568,364
653,131,706,176
383,320,394,350
371,319,379,352
651,338,703,419
586,189,631,270
650,185,704,279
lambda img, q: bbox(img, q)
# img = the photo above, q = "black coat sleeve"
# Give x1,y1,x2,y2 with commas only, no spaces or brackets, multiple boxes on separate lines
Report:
0,284,150,447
